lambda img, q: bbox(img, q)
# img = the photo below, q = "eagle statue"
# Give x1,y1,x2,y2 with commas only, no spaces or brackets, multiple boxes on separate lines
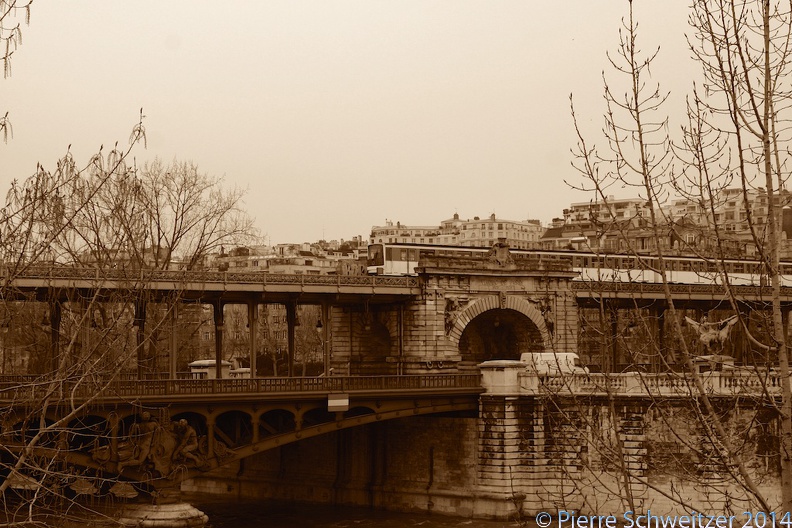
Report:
684,315,739,351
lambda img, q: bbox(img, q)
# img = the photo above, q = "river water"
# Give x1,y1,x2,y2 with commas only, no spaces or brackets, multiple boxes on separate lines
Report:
187,495,528,528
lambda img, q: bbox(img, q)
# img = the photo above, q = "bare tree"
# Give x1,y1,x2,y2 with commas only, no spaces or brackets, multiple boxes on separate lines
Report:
134,158,257,271
0,0,32,142
0,118,152,525
569,0,792,514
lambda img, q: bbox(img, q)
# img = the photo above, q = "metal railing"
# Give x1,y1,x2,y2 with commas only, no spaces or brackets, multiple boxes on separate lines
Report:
570,280,792,297
5,266,419,289
0,373,483,402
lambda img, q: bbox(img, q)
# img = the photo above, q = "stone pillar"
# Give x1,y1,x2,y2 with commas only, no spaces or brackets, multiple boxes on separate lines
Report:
694,416,730,512
251,410,261,444
477,395,536,517
48,299,62,374
286,301,298,377
213,302,224,379
618,404,647,511
248,301,258,378
517,399,547,515
609,301,619,372
543,402,584,511
655,306,666,372
206,415,216,462
320,302,330,376
169,302,178,379
478,395,520,492
134,298,147,379
108,411,119,460
397,304,404,375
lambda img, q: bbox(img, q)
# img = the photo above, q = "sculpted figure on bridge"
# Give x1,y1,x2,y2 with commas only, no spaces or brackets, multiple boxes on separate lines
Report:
684,314,739,352
173,419,201,465
445,298,460,335
487,240,513,266
93,413,215,477
116,411,159,472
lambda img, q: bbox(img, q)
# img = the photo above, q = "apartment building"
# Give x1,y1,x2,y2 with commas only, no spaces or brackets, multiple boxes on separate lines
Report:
370,213,543,249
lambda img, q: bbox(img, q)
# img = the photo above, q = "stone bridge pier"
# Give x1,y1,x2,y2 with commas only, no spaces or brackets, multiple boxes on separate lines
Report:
475,391,649,517
472,363,785,519
328,249,579,376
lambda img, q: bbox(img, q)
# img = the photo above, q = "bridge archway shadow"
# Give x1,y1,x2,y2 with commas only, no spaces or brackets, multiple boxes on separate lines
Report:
458,308,544,362
172,397,476,486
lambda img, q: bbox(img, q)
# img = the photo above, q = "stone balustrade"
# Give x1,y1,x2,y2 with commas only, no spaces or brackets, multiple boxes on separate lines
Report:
480,360,788,398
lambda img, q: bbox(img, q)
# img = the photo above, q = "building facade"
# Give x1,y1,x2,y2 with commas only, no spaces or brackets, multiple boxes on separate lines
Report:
370,213,543,249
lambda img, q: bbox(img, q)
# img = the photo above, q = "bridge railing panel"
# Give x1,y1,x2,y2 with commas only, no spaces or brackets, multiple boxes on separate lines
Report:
0,373,483,402
6,266,420,289
525,371,786,398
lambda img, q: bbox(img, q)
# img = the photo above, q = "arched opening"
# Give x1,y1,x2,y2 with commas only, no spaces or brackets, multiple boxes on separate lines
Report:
350,312,394,376
258,409,296,439
458,308,544,363
215,410,253,448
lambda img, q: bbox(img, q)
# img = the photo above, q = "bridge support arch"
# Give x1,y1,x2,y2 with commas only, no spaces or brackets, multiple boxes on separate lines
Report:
447,295,552,355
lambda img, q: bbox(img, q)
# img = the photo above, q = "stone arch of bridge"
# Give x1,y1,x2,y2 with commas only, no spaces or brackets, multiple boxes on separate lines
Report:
449,295,551,361
170,397,476,486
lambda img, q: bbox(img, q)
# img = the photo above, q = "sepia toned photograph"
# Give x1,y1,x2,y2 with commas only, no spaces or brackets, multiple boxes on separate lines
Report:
0,1,790,526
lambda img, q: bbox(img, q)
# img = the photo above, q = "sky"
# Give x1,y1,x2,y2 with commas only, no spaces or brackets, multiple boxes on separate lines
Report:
0,1,692,245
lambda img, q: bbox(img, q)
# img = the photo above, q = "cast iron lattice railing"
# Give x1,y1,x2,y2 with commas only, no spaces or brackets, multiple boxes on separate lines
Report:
0,373,483,402
570,280,791,297
3,265,419,288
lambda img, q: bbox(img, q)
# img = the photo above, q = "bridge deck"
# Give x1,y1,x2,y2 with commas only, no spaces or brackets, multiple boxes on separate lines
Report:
0,373,484,404
572,280,792,302
1,370,786,406
3,266,421,303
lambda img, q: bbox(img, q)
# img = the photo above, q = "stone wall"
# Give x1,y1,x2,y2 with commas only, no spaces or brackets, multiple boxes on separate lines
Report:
474,394,783,518
184,394,784,520
183,416,487,517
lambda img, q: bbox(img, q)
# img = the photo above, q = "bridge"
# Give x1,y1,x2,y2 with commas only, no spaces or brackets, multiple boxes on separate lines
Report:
0,249,788,520
0,373,480,493
1,367,782,492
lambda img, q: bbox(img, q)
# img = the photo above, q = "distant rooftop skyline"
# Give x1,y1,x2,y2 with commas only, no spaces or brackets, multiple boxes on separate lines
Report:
1,2,693,246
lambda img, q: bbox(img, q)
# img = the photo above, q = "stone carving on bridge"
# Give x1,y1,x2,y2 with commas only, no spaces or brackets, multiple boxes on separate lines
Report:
527,295,555,336
444,298,460,335
684,314,739,351
487,240,513,266
92,412,222,477
540,298,555,336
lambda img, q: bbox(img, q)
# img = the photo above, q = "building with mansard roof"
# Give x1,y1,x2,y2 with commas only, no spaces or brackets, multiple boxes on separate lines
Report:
369,213,543,249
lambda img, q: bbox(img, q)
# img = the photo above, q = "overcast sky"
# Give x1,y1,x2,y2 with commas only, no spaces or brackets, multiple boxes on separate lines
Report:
0,1,691,244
